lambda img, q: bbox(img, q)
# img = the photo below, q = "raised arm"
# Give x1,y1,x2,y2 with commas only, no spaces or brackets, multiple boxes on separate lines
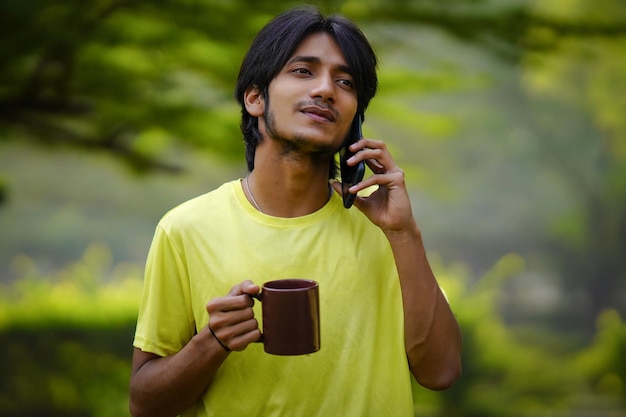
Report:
333,138,462,390
384,222,462,389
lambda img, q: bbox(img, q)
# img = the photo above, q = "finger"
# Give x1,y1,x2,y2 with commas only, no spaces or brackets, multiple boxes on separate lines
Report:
349,149,392,176
209,305,255,329
350,137,380,150
228,280,259,296
365,158,385,174
206,293,255,316
347,172,394,194
215,314,259,339
220,319,261,350
209,317,260,352
211,316,260,351
228,328,263,351
350,139,399,169
241,281,261,297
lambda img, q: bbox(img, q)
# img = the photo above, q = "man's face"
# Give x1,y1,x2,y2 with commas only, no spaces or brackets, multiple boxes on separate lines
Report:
260,32,358,155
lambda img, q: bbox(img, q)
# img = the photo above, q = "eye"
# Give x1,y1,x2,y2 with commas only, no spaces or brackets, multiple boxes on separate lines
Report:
337,78,354,89
291,67,312,76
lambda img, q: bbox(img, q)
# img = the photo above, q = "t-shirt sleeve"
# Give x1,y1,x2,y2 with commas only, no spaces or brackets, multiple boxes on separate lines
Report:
133,223,196,356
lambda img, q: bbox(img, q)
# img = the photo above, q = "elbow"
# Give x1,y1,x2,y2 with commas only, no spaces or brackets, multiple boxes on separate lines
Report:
129,404,141,417
423,363,462,391
129,380,187,417
129,394,148,417
129,386,160,417
129,398,163,417
129,401,142,417
129,401,170,417
412,357,462,391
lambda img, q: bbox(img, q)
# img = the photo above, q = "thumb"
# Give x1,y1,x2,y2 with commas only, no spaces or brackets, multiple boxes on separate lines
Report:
228,280,259,296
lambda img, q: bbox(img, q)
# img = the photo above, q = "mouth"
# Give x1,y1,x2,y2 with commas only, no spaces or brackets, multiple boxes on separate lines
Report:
300,105,337,123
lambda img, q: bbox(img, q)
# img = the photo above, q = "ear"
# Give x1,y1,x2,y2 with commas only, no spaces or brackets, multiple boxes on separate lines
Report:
244,86,265,117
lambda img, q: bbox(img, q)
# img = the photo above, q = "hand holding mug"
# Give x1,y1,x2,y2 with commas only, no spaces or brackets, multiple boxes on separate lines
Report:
206,280,262,352
206,279,320,356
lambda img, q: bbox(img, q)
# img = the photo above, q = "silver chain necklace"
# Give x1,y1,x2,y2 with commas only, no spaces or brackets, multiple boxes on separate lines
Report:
244,175,333,214
244,176,263,213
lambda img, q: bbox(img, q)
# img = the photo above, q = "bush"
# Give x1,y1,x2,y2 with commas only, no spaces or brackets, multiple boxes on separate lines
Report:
1,246,624,416
0,244,141,417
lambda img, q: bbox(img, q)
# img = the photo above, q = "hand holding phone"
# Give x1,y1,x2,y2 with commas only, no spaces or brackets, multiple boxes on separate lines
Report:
340,115,365,209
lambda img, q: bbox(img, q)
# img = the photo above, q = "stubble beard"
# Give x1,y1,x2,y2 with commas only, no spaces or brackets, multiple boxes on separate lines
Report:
263,106,341,162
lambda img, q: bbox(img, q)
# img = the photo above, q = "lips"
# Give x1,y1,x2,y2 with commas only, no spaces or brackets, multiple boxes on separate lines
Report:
300,105,337,122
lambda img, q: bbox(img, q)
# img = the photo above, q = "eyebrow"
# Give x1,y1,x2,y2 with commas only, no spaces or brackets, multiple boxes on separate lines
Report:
287,55,353,76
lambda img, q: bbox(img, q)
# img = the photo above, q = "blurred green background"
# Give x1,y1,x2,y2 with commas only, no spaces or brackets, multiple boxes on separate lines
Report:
0,0,625,416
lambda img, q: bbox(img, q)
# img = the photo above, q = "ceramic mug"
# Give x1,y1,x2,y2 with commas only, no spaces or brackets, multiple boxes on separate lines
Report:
252,279,320,355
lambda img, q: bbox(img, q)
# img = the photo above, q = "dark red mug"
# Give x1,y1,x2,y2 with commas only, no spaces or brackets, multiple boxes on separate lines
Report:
252,279,320,356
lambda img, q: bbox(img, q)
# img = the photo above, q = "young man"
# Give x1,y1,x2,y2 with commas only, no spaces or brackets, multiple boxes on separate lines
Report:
130,7,462,417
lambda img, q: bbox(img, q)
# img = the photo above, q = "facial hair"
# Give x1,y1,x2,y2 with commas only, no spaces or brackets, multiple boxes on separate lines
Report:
263,100,344,158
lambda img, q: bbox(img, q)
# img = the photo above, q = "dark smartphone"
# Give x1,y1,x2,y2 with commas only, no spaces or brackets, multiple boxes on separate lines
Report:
340,114,365,208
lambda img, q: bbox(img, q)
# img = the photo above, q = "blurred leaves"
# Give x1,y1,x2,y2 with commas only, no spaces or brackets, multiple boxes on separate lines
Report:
0,249,624,416
0,0,252,171
0,243,142,329
1,0,625,171
517,0,626,325
0,244,140,416
576,310,626,402
1,1,626,415
431,257,624,417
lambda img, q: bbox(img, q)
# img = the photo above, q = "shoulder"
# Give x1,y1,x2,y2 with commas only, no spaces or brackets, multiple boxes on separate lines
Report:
158,180,239,232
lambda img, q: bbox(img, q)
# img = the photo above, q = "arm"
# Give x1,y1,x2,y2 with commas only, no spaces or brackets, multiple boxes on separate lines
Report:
129,281,261,417
333,138,462,390
385,223,463,390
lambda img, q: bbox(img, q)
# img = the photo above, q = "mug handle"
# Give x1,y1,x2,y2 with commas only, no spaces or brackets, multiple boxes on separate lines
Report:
248,292,264,343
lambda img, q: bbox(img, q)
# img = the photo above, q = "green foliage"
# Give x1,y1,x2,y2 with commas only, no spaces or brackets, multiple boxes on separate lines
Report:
575,310,626,406
0,0,256,171
1,0,626,415
0,174,7,205
519,0,626,325
419,255,626,417
0,244,141,417
0,243,142,329
3,247,624,416
2,0,625,322
0,326,134,417
2,0,624,172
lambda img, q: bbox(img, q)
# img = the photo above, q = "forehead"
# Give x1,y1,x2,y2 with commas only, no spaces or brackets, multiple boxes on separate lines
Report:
287,32,350,70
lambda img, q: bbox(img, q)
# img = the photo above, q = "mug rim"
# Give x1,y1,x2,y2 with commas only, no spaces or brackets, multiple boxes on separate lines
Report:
263,278,318,291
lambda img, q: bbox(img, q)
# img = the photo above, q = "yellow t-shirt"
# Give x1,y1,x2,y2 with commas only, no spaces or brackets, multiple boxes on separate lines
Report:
134,180,414,417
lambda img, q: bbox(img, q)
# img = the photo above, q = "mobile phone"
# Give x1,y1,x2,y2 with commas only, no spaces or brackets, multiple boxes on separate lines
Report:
340,114,365,208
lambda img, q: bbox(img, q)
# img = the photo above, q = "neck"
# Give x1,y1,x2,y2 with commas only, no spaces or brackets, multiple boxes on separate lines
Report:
243,145,335,218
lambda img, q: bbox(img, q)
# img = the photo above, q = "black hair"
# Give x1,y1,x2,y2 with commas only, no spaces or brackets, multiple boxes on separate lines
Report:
234,6,378,175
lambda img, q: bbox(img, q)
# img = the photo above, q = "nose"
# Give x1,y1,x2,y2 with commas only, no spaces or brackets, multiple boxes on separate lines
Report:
310,73,335,102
